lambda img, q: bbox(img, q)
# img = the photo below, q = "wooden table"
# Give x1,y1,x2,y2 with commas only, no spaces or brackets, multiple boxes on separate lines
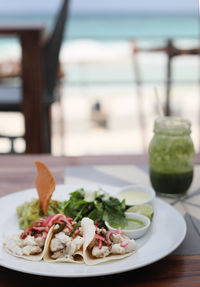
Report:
0,154,200,287
0,24,46,153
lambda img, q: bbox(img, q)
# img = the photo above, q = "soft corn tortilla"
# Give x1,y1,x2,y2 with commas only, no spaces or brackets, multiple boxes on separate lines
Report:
3,227,53,261
43,225,84,264
81,217,136,266
4,218,136,265
3,243,45,261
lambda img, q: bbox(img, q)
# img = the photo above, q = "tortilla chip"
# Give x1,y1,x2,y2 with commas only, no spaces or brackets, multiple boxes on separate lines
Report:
35,161,56,215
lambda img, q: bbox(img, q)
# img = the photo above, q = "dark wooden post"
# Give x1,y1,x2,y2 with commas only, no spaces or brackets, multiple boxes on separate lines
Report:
20,29,45,153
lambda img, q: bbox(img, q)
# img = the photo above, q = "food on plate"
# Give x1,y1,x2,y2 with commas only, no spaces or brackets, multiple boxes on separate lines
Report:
17,186,128,231
109,216,146,230
62,188,127,229
4,214,137,265
43,216,84,263
3,214,70,261
126,204,154,221
35,161,56,215
116,185,155,206
16,161,153,233
17,161,62,230
81,217,137,265
105,212,151,239
3,160,156,266
17,199,62,230
117,190,150,205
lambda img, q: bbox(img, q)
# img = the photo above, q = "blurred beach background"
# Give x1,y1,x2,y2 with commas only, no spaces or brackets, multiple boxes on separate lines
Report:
0,0,199,155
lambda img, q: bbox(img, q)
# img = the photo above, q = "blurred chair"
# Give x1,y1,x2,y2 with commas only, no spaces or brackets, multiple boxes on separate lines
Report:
0,61,20,80
0,0,69,153
0,60,64,82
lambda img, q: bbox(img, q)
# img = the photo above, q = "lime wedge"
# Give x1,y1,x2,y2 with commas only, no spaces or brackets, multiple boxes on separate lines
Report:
126,204,154,221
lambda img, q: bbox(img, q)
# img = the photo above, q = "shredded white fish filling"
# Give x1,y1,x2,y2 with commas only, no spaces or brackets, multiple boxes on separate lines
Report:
91,233,137,258
92,246,110,258
50,232,84,259
6,234,44,256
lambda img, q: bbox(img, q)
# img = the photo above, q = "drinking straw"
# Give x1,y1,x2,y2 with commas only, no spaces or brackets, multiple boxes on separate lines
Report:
154,87,164,117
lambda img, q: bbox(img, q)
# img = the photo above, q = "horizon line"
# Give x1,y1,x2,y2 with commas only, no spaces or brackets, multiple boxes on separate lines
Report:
0,11,197,17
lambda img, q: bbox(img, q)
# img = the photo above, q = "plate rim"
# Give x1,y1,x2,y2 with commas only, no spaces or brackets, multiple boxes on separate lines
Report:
0,184,187,277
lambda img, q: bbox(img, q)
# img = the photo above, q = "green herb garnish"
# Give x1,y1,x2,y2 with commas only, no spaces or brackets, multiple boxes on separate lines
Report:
62,188,127,228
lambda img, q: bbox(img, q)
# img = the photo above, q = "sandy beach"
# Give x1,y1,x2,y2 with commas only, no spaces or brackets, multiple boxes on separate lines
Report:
0,37,199,155
0,81,199,156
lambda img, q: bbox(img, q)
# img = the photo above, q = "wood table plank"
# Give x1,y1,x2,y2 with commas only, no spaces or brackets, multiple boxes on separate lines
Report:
0,153,199,195
0,154,149,195
0,255,200,287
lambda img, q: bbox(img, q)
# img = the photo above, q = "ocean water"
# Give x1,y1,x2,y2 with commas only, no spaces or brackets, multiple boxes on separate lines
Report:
0,14,199,40
0,14,199,84
67,14,199,40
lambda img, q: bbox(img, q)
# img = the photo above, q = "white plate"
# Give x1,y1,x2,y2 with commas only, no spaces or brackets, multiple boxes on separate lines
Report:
0,184,186,278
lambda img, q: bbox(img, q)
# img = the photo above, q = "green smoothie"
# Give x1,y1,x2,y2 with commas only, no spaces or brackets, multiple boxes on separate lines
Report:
150,169,193,195
149,117,194,197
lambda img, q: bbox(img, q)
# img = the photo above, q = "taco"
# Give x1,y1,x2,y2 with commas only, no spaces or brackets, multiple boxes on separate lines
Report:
3,214,71,261
81,217,137,265
43,216,84,263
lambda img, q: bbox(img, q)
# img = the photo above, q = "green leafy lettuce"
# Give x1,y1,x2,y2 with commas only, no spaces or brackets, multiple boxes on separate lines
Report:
62,188,127,228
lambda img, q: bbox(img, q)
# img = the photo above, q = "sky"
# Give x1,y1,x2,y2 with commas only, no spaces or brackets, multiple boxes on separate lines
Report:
0,0,198,15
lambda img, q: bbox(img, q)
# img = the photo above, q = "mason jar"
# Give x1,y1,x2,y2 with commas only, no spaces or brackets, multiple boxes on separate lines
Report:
149,117,195,197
